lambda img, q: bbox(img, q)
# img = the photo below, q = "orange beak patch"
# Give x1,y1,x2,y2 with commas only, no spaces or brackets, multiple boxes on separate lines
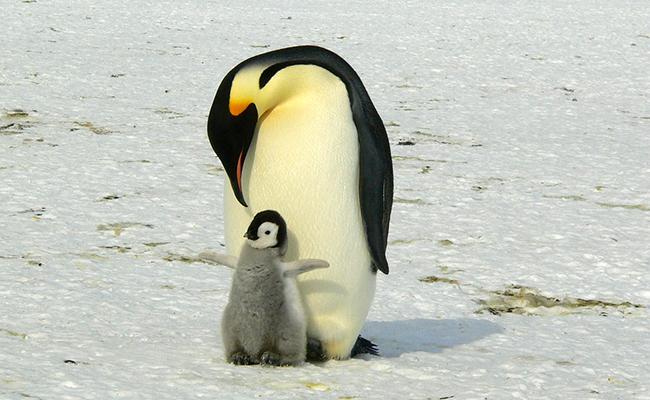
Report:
229,100,250,116
236,150,245,192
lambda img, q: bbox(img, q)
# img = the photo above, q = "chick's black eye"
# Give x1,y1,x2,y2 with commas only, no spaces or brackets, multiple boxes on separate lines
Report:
265,230,271,235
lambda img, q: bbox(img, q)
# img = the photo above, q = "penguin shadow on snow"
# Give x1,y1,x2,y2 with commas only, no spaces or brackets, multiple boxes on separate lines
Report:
362,318,503,358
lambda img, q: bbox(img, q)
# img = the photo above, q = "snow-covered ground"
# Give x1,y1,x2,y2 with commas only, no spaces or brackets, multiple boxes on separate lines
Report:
2,1,649,399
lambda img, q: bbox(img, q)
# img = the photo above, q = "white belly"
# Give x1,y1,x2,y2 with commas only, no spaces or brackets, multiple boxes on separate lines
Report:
223,85,375,358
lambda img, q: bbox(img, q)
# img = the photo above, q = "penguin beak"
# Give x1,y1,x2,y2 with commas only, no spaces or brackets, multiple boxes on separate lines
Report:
207,82,258,207
244,227,258,240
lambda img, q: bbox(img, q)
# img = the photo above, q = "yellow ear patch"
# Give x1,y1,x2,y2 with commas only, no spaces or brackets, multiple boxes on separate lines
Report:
229,100,250,116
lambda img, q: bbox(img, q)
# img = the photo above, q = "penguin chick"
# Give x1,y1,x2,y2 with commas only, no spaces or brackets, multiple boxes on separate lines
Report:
218,210,329,366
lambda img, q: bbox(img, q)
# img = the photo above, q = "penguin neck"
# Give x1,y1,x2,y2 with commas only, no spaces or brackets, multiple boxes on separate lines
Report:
256,65,343,117
239,245,282,265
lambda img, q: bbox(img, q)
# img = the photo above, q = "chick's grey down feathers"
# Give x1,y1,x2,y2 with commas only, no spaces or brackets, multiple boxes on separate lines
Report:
221,245,328,365
218,211,328,366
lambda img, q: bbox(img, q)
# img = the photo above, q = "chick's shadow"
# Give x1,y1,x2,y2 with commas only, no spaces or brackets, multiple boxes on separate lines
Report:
361,318,503,358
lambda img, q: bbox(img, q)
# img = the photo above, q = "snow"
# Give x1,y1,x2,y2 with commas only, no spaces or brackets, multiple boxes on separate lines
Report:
2,0,649,399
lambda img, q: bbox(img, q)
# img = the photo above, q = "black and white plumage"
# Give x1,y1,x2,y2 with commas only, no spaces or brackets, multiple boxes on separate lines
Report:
207,45,393,359
216,210,329,366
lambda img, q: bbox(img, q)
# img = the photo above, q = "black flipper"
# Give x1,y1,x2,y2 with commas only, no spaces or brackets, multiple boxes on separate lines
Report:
350,335,379,357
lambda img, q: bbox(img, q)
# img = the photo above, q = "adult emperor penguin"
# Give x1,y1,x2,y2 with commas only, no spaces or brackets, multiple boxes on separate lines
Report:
207,45,393,360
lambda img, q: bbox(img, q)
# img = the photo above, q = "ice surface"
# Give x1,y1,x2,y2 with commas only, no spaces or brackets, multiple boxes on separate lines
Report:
1,1,649,399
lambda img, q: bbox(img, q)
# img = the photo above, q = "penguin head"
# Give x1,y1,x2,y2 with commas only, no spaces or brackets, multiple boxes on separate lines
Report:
244,210,287,252
207,46,354,207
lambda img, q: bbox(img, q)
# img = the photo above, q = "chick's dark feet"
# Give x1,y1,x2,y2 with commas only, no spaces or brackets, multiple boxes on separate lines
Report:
260,351,282,366
230,352,256,365
306,338,327,362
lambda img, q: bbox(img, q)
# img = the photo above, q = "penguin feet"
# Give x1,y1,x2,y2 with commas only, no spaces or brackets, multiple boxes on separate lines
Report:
230,352,256,365
351,335,379,357
306,336,379,360
306,338,327,362
260,351,282,366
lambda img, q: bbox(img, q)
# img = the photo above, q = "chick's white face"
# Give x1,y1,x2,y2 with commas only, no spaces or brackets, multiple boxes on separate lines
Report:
247,221,279,249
